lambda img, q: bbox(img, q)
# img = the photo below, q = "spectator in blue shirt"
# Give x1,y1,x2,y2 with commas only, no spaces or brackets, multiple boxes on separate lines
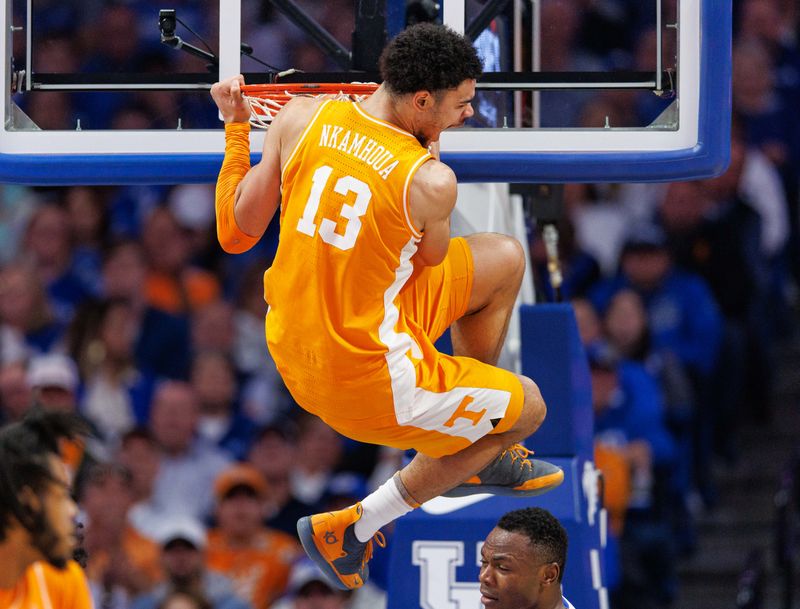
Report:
590,223,722,380
102,241,190,380
590,223,722,506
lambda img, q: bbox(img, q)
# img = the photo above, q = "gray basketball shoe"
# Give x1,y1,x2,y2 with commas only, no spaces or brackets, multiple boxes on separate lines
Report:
442,443,564,497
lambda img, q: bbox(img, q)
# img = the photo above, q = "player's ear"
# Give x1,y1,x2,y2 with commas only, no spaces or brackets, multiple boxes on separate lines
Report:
412,91,433,111
19,486,41,510
541,562,560,586
17,486,42,524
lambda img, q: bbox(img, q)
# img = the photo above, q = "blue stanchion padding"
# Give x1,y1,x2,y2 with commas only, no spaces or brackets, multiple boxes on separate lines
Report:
389,305,605,608
387,457,606,609
519,303,593,458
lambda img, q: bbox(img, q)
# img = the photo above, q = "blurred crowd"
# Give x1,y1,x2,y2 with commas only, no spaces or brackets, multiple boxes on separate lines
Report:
528,1,800,608
2,1,800,609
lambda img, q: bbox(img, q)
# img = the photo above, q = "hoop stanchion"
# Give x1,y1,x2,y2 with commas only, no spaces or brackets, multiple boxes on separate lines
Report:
241,82,378,129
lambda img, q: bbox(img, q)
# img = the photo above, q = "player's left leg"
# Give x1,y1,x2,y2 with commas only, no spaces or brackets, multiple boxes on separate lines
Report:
450,232,526,365
296,235,560,591
296,371,560,591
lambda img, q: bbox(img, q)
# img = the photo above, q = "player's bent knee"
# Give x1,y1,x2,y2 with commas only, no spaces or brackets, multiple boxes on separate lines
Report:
513,376,546,437
470,233,525,283
493,234,526,282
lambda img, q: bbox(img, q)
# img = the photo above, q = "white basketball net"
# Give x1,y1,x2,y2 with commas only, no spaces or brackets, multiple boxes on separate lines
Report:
243,87,376,130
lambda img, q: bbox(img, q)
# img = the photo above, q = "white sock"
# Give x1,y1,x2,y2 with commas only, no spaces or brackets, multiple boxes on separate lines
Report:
354,474,415,542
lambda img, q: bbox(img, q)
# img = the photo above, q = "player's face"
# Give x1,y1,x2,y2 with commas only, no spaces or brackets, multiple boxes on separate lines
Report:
419,79,475,146
479,528,555,609
38,456,79,567
438,79,476,129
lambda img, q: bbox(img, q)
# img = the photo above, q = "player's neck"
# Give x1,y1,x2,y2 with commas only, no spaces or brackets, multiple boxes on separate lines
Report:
359,86,415,136
538,590,564,609
0,529,40,588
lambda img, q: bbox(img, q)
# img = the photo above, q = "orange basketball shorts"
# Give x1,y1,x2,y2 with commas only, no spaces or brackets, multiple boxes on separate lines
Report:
314,237,525,458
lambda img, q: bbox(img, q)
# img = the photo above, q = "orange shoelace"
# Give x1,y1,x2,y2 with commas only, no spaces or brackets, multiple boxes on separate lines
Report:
362,531,387,568
506,443,534,471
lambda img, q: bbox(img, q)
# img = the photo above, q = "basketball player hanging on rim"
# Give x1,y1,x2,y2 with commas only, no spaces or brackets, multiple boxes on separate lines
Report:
211,23,564,591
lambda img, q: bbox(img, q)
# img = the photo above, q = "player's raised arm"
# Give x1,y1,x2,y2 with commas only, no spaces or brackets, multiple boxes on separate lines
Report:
212,75,282,254
408,159,458,267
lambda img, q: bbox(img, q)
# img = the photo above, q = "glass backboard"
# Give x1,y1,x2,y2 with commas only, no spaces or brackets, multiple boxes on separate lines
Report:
0,0,731,184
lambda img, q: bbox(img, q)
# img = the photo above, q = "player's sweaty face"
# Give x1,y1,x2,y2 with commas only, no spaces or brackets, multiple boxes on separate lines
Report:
440,79,476,129
422,79,476,145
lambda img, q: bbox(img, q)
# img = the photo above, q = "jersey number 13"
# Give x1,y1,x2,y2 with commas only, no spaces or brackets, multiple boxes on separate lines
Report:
296,165,372,251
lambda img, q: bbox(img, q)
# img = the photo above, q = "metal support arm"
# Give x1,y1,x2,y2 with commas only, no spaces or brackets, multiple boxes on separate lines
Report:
465,0,512,40
269,0,352,70
161,35,217,69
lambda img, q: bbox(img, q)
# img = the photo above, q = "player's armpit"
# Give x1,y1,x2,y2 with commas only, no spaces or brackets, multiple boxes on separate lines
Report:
409,161,457,267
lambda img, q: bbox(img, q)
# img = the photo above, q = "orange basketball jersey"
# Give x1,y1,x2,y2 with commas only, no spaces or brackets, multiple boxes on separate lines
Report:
0,561,94,609
265,100,433,418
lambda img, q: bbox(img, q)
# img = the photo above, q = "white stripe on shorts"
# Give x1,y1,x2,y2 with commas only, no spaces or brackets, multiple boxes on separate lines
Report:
406,385,512,442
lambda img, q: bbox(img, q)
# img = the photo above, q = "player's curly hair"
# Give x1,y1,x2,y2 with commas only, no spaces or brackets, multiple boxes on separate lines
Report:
0,409,88,544
497,507,568,582
379,23,482,96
